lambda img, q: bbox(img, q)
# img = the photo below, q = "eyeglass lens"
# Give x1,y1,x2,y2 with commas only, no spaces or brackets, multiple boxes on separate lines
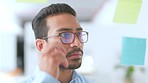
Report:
60,32,88,44
61,32,74,43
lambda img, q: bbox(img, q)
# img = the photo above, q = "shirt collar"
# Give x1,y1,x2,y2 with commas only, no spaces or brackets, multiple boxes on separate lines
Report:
34,66,79,81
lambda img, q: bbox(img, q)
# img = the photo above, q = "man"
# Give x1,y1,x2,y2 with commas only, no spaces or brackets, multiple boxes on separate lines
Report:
20,3,90,83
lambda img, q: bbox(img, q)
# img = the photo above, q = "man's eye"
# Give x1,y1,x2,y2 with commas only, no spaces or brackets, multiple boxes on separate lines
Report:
61,33,72,38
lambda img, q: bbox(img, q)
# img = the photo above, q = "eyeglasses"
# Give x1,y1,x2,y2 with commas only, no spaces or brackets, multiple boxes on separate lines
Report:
43,31,88,44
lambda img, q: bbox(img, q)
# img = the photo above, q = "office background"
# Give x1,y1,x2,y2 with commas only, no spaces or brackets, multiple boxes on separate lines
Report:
0,0,148,83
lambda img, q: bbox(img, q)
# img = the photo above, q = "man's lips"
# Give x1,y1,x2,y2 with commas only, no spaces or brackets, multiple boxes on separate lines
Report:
68,52,82,59
66,48,83,58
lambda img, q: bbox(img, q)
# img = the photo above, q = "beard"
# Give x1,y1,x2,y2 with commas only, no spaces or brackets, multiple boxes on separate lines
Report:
60,47,83,70
67,58,82,69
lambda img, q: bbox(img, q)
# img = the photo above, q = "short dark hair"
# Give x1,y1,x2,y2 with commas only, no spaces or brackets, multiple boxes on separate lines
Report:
32,3,76,39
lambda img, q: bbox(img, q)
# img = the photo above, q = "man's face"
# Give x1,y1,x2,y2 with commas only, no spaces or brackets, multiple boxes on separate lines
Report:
44,13,83,69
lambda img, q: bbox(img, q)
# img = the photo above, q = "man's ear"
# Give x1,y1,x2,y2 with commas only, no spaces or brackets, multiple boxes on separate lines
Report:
36,39,45,51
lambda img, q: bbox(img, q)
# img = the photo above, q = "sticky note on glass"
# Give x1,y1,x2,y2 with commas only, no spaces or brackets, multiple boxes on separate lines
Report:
121,37,146,65
16,0,48,3
113,0,142,24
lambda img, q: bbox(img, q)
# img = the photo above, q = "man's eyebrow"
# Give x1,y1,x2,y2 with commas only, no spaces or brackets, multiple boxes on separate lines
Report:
57,28,72,32
76,28,83,31
57,27,83,32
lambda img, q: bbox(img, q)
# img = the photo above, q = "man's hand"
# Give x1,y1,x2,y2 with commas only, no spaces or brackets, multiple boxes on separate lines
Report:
38,46,68,79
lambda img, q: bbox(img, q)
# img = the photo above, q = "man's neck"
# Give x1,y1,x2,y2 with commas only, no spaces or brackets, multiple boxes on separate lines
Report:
58,69,74,83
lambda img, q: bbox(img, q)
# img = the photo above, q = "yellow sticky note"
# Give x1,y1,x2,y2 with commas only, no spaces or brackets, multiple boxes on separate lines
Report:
16,0,48,3
113,0,142,24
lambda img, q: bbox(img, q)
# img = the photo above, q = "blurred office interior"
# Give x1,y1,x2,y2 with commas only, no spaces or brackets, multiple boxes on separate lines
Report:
0,0,148,83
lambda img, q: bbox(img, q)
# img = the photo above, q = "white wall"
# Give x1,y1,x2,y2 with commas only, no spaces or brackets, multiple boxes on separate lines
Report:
0,7,22,72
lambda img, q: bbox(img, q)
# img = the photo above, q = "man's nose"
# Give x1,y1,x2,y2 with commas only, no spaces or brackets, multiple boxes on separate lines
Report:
70,35,82,47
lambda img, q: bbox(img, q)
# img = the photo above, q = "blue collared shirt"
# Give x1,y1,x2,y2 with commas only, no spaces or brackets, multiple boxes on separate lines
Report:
19,67,92,83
